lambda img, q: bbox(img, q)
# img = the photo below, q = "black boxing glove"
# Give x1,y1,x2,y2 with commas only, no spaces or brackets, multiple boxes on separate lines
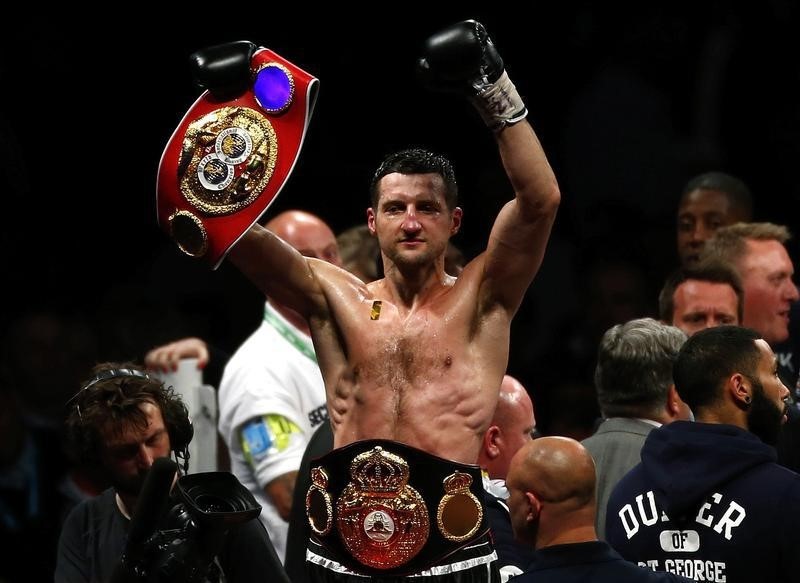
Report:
190,40,258,100
417,20,527,132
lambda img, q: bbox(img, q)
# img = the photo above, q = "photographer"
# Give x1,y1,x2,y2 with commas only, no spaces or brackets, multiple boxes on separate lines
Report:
54,362,287,583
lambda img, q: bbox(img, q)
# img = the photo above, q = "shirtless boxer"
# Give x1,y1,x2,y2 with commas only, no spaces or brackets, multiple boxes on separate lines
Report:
166,19,560,582
230,21,558,465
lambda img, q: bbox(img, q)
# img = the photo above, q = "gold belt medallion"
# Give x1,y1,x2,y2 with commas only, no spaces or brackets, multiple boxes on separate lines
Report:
306,467,333,536
335,446,429,569
177,106,278,216
437,471,483,542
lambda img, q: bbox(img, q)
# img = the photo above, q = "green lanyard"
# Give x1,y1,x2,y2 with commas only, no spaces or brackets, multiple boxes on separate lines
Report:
263,304,317,364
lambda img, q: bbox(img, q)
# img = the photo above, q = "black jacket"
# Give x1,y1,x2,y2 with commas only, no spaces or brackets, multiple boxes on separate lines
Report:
606,421,800,583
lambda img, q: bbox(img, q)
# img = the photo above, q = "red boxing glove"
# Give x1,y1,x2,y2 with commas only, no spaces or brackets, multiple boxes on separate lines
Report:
157,42,319,269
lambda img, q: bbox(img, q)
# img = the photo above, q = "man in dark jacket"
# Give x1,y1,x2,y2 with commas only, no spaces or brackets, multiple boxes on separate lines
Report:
506,436,691,582
606,326,799,583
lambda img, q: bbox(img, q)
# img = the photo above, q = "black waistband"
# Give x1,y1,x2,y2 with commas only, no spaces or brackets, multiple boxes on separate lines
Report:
306,439,491,576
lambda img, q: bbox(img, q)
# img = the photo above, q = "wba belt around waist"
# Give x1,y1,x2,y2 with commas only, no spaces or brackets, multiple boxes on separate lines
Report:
305,439,492,576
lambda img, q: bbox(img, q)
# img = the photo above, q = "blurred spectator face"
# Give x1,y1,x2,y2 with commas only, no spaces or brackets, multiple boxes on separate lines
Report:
267,211,342,268
670,279,739,336
337,225,380,282
287,224,341,267
677,189,748,266
739,239,799,344
588,261,649,333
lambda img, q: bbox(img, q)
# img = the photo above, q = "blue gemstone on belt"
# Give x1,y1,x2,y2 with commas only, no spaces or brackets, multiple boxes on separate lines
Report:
254,65,292,113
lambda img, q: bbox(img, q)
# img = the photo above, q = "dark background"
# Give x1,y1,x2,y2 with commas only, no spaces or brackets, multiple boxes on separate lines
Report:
2,4,799,433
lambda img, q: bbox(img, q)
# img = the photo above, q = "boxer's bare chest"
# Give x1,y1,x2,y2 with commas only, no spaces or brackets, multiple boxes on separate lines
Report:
350,300,467,392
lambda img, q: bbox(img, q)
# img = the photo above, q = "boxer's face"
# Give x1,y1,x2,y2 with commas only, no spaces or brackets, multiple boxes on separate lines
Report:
368,173,461,270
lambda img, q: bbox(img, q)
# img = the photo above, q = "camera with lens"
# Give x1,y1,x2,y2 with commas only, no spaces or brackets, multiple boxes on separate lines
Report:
119,472,261,582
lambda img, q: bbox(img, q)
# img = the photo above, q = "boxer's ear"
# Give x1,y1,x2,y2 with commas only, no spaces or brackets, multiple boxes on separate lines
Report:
450,207,462,235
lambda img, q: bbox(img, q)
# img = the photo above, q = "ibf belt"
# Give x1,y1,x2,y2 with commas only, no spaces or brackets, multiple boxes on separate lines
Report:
306,440,488,576
157,42,319,269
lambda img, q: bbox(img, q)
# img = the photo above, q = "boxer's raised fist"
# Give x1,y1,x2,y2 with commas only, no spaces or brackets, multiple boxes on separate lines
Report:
417,20,503,92
417,20,527,132
190,40,258,100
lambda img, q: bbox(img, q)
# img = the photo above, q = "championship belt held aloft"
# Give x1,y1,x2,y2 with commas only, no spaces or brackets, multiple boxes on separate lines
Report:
157,40,319,268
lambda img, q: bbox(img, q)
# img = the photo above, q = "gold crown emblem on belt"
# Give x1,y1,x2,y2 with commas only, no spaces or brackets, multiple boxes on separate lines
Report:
349,446,409,493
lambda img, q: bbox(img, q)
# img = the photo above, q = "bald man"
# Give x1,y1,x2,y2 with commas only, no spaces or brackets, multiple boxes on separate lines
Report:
217,210,341,562
479,374,538,483
506,437,691,582
478,374,538,581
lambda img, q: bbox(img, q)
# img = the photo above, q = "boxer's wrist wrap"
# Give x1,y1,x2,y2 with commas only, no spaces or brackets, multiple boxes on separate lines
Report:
470,70,528,133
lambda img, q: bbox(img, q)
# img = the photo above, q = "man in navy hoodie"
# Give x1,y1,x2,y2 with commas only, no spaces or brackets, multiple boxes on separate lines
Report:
606,326,800,582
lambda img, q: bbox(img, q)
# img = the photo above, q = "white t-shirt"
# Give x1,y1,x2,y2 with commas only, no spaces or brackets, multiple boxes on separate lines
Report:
218,302,328,562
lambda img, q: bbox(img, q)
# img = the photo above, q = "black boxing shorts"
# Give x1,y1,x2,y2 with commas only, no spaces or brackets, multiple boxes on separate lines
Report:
304,440,498,579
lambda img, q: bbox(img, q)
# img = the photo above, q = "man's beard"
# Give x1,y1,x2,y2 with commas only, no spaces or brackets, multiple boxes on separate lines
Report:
747,379,786,446
111,469,149,498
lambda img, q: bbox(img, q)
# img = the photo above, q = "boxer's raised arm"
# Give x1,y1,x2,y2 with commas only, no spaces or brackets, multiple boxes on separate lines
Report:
483,120,560,316
229,225,330,319
418,20,560,316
